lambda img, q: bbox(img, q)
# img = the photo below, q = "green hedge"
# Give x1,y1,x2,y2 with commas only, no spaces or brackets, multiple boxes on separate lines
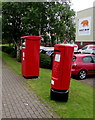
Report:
1,46,52,69
40,53,52,69
2,46,17,58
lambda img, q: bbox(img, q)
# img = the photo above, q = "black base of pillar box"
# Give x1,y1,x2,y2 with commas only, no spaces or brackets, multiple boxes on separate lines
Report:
23,76,38,79
50,88,69,102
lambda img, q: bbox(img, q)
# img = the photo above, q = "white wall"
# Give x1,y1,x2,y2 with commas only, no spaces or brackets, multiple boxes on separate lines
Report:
76,7,93,42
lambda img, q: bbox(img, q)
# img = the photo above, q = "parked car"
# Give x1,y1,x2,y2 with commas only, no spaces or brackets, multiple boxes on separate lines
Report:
71,54,95,79
78,44,95,54
40,46,54,57
67,43,78,53
40,46,46,53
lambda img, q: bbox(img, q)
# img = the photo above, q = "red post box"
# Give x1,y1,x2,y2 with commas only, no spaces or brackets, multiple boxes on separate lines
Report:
21,36,41,79
50,43,74,102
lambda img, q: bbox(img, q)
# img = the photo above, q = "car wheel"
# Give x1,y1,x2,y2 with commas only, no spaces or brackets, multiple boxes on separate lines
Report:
78,70,87,80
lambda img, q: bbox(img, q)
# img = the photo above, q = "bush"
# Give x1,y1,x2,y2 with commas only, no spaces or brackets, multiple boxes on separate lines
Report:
2,46,17,58
2,46,9,53
2,46,53,68
40,53,52,69
10,49,17,58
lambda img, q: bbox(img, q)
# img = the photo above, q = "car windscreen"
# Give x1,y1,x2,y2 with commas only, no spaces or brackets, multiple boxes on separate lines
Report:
82,46,87,50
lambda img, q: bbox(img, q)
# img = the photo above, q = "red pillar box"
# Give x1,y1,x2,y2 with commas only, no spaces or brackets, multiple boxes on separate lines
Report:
50,43,74,102
21,36,41,79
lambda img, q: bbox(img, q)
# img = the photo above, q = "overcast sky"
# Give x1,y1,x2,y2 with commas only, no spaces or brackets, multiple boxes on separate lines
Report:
71,0,95,12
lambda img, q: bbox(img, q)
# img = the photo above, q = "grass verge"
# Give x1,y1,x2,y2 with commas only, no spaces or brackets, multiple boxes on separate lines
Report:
1,51,93,118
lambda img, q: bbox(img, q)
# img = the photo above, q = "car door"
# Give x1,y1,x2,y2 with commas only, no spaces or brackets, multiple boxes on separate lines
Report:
91,56,95,74
82,56,94,74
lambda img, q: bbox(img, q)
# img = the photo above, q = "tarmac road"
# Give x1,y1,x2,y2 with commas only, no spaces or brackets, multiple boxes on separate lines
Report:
72,75,95,88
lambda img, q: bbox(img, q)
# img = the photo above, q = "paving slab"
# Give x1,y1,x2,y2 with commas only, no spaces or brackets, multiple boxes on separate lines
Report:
2,61,59,119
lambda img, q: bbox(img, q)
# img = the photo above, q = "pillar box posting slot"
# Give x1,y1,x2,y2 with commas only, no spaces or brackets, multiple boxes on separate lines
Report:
50,43,74,102
21,36,41,79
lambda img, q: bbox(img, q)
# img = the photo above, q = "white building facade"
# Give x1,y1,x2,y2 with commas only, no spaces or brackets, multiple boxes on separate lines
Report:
75,2,95,48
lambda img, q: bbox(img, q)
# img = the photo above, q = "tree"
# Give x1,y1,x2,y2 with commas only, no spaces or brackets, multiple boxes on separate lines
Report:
2,2,49,44
46,2,75,43
2,3,24,45
2,1,76,51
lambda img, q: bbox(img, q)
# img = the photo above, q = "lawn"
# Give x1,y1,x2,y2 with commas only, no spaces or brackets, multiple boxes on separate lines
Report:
0,43,13,46
0,51,93,118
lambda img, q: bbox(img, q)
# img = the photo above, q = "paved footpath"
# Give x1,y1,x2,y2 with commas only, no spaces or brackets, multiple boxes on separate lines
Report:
2,62,59,119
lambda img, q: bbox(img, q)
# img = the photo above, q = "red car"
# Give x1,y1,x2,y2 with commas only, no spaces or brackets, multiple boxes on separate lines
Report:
71,54,95,79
